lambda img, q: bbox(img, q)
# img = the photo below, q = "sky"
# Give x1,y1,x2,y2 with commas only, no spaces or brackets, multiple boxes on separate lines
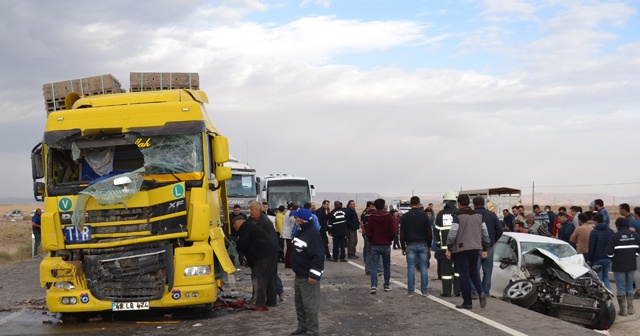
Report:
1,0,640,201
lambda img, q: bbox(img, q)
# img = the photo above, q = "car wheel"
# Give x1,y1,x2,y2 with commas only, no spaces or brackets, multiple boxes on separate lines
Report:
503,279,538,308
589,300,616,330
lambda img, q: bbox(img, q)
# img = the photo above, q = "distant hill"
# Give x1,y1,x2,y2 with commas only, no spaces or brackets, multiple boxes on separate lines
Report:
317,192,640,208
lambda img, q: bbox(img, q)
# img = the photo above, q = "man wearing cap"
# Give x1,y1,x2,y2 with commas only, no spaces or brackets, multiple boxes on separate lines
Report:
232,216,282,310
290,208,324,336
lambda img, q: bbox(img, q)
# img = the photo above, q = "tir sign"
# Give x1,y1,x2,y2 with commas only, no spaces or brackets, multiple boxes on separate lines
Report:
135,138,151,148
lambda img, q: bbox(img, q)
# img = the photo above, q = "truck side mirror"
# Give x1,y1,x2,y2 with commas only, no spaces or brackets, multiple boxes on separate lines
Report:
34,182,45,202
215,166,232,182
212,136,229,164
31,144,44,179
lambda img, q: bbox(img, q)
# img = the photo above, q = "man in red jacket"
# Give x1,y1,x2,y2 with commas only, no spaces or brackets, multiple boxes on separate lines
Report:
366,198,396,294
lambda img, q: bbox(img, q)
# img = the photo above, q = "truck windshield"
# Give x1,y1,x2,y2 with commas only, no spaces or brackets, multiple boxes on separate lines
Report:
48,133,203,187
227,174,256,198
267,180,310,209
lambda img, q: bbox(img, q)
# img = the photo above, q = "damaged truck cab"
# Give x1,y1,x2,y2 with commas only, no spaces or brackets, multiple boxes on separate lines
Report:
31,89,235,313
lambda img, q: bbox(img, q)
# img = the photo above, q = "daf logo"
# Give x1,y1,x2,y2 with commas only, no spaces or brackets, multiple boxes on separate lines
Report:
229,200,245,205
168,200,185,212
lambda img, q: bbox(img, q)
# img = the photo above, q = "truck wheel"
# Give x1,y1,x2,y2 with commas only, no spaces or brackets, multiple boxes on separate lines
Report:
503,280,537,308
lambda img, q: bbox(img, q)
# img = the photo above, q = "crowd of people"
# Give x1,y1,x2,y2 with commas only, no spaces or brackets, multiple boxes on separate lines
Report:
229,195,640,335
501,199,640,316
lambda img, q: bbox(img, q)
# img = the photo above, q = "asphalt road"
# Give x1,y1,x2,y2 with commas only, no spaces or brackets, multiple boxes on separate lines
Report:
0,245,634,336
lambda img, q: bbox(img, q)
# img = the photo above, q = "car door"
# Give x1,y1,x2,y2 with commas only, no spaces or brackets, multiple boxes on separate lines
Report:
490,235,520,297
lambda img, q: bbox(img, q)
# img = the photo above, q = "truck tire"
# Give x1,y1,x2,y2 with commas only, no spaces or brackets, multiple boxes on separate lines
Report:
503,279,537,308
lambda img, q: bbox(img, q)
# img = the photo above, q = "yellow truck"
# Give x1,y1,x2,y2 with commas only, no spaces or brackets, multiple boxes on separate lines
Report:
30,83,235,313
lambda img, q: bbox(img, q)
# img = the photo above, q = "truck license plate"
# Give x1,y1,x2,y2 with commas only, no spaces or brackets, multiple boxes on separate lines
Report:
112,301,150,311
63,225,91,243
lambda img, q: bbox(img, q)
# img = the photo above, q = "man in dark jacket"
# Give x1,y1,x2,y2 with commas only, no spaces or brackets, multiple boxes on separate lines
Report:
471,196,502,298
316,200,332,260
556,212,576,248
446,194,490,310
328,201,348,262
248,201,279,243
290,208,324,336
587,214,614,290
545,205,557,234
400,196,432,296
607,218,640,316
366,198,396,294
502,209,514,232
346,200,360,259
233,216,282,309
434,191,460,297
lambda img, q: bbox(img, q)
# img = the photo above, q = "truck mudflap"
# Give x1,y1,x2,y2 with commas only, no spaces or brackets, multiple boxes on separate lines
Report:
209,227,235,274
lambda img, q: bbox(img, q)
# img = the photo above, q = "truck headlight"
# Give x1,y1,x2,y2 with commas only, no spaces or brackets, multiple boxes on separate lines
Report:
184,266,211,276
54,282,75,290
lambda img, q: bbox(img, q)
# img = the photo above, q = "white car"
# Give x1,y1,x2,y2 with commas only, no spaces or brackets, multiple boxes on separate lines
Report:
2,209,24,220
490,232,615,330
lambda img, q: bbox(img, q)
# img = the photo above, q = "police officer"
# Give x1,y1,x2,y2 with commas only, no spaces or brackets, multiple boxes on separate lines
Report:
434,191,460,297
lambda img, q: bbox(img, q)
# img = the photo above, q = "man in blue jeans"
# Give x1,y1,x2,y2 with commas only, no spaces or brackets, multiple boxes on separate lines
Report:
471,196,502,298
400,196,432,296
366,199,396,294
586,213,614,290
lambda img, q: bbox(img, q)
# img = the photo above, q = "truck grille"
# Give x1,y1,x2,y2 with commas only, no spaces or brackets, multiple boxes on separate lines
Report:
84,243,173,301
60,199,187,244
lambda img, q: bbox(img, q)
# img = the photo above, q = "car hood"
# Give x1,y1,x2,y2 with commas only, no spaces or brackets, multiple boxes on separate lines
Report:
524,248,590,279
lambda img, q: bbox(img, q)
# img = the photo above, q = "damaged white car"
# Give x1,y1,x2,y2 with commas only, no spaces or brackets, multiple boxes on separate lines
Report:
491,232,616,330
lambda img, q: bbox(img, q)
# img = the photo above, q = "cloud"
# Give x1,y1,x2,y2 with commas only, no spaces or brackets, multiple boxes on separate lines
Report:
1,0,639,199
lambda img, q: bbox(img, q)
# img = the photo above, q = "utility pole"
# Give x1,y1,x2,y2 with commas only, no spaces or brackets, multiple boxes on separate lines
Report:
532,181,535,207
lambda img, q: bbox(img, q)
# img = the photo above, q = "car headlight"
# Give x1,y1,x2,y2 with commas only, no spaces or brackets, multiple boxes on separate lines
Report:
54,282,75,290
184,266,211,276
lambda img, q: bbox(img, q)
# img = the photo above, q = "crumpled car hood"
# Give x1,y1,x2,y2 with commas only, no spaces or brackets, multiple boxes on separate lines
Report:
524,248,590,279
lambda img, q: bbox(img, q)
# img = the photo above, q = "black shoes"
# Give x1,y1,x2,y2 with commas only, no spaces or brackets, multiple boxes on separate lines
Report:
290,328,307,335
455,304,472,310
480,294,487,308
339,259,348,262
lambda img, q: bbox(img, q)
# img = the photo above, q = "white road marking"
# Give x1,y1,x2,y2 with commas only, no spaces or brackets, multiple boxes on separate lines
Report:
0,310,24,326
347,261,528,336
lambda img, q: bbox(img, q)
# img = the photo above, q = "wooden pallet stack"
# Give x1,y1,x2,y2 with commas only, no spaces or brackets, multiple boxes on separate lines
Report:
129,72,199,92
42,74,123,114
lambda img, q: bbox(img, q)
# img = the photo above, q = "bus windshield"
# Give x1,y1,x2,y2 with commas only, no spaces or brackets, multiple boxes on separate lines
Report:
267,181,310,209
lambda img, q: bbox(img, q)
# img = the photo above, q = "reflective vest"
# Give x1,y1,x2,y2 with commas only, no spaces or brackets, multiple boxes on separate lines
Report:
435,207,457,250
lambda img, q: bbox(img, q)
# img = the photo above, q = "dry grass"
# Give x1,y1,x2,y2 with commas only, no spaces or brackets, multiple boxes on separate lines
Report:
0,204,40,266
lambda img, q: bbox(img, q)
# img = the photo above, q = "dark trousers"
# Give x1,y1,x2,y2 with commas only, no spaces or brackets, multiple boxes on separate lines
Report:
393,231,400,249
251,253,279,307
332,234,347,261
285,239,293,268
33,233,41,257
278,237,285,261
453,249,483,306
320,229,331,258
436,249,460,296
294,277,320,335
347,230,358,257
